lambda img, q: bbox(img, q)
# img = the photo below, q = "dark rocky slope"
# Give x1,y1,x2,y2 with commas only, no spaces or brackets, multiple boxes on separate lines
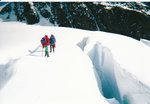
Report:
1,2,150,40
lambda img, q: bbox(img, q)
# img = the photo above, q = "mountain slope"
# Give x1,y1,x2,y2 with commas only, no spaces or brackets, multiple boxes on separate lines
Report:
1,2,150,40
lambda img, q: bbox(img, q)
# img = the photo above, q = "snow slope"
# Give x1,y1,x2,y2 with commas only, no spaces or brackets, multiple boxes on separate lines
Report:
0,21,150,104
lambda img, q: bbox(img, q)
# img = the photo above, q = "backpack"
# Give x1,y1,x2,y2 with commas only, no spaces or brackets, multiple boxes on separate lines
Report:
41,37,47,44
50,37,55,45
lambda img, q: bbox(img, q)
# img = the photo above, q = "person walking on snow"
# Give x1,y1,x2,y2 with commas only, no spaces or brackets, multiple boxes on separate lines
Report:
41,35,50,57
49,34,56,52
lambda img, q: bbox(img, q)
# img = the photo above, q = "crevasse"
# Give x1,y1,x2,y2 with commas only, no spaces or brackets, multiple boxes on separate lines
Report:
77,37,150,104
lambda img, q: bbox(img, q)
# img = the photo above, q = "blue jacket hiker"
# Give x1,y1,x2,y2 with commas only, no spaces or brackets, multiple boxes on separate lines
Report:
49,34,56,52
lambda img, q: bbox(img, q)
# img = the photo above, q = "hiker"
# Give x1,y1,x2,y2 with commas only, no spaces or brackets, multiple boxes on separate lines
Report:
49,34,56,52
41,35,50,57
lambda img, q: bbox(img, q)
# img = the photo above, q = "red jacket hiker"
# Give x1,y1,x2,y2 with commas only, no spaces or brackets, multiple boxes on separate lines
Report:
42,35,50,48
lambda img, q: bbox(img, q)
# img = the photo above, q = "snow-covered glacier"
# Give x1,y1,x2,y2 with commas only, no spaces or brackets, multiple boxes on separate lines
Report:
0,21,150,104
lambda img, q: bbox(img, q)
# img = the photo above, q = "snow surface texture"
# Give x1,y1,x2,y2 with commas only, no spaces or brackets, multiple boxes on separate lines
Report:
0,21,150,104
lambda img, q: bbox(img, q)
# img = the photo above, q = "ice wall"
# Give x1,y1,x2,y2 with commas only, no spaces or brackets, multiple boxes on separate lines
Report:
78,37,150,104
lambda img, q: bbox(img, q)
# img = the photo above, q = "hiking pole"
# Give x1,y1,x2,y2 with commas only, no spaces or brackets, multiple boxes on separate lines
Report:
42,46,44,57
